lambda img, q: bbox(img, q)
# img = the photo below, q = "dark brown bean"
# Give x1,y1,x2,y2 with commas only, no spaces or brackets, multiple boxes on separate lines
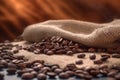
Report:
66,51,73,55
77,53,86,58
59,72,69,79
21,73,34,79
89,54,96,60
46,50,54,55
112,54,120,58
37,73,47,80
94,60,103,64
75,60,83,65
54,68,63,74
7,68,17,75
47,72,56,78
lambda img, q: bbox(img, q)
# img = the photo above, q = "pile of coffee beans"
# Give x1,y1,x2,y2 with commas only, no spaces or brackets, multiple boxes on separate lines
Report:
24,36,120,55
0,37,119,80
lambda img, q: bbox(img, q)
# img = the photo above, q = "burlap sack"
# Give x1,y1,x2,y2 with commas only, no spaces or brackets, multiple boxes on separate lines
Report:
22,19,120,48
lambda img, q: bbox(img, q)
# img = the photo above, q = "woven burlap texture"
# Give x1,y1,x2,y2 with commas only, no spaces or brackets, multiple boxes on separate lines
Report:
22,19,120,48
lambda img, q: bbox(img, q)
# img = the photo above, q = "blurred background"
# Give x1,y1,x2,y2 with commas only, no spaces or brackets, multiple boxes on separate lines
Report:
0,0,120,42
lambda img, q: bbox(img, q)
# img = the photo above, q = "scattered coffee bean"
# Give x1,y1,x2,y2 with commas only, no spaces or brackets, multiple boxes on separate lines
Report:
75,60,83,65
112,54,120,58
46,50,54,55
47,72,56,78
59,72,69,79
115,73,120,80
94,60,103,64
88,48,95,52
21,73,34,79
89,54,96,60
66,51,73,55
77,53,85,58
54,68,63,74
100,56,109,61
37,73,47,80
7,68,17,75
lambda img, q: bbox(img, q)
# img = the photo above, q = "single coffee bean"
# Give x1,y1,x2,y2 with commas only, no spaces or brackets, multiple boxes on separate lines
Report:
21,73,34,79
37,73,47,80
115,73,120,80
89,54,96,60
7,63,17,68
112,54,120,58
54,68,63,74
65,70,75,77
7,68,17,75
88,48,95,52
75,73,85,78
107,71,117,77
47,72,56,78
66,51,73,55
46,50,54,55
94,60,103,64
75,60,83,65
100,56,109,61
101,54,110,58
89,69,99,76
77,53,85,58
59,72,69,79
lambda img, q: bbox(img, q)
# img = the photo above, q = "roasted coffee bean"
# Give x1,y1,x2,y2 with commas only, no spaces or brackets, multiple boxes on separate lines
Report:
107,70,118,77
21,73,34,79
75,60,83,65
88,48,95,52
99,64,108,69
65,70,75,77
66,63,76,71
47,72,56,78
54,68,63,74
59,72,69,79
75,73,85,78
66,51,73,55
100,56,109,61
115,73,120,80
77,53,85,58
84,74,93,79
112,54,120,58
7,68,17,75
101,54,110,58
0,73,4,79
94,60,103,64
7,63,17,68
89,54,96,60
31,71,37,77
37,73,47,80
46,50,54,55
89,69,99,76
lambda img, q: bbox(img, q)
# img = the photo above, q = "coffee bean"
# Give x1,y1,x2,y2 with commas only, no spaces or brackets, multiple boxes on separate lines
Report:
75,60,83,65
31,71,37,77
21,73,34,79
7,63,17,68
107,70,118,77
37,73,47,80
115,73,120,80
65,70,75,77
59,72,69,79
89,54,96,60
46,50,54,55
101,54,110,58
94,60,103,64
66,51,73,55
112,54,120,58
75,73,85,78
88,48,95,52
7,68,17,75
77,53,85,58
66,63,76,71
89,69,99,76
100,56,109,61
47,72,56,78
99,64,108,69
54,68,63,74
